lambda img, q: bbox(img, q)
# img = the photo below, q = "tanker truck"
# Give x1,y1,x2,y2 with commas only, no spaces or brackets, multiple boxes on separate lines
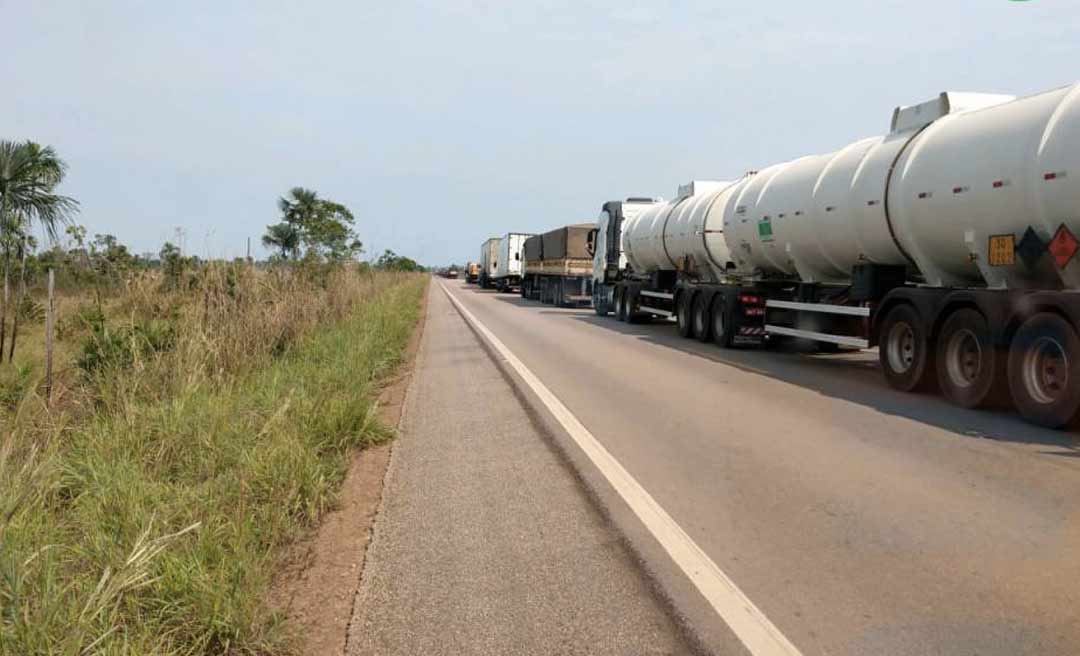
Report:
592,82,1080,428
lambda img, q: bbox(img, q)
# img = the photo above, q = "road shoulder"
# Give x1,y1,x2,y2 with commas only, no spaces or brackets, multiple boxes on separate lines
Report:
269,279,430,656
346,280,692,655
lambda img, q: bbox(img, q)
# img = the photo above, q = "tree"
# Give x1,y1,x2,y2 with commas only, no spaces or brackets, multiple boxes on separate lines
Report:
374,249,423,272
268,187,362,261
159,241,185,288
303,200,363,259
262,222,300,259
0,140,78,361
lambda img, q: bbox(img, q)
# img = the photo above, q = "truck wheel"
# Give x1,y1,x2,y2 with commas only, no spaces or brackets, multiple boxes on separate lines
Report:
627,288,644,324
935,308,1005,409
693,294,711,342
615,288,627,322
555,279,565,307
676,293,693,338
1007,313,1080,428
710,298,732,348
878,303,934,393
594,288,609,316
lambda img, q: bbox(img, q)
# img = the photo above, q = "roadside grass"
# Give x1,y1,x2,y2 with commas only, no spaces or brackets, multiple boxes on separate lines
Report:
0,268,427,655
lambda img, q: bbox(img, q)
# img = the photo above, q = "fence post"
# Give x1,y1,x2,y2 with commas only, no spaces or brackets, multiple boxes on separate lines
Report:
45,268,55,406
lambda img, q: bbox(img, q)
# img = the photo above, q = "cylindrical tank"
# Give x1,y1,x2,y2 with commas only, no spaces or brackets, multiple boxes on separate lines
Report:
723,83,1080,288
622,180,736,280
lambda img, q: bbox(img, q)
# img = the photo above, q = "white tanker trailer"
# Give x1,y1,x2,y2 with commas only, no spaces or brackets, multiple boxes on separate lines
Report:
591,82,1080,428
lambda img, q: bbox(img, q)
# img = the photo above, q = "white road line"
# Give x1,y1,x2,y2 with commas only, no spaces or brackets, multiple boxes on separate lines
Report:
438,281,803,656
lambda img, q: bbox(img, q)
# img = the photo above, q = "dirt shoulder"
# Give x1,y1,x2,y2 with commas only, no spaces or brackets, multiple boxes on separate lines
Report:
270,278,430,656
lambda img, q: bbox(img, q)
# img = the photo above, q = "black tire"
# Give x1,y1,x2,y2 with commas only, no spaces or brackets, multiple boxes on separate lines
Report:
693,294,711,343
555,279,565,307
594,287,609,316
711,297,733,348
1007,313,1080,428
878,303,935,393
675,292,693,338
626,288,644,324
935,308,1006,409
615,287,627,322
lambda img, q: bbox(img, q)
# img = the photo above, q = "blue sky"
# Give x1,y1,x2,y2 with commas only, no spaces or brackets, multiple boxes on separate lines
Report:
3,1,1079,263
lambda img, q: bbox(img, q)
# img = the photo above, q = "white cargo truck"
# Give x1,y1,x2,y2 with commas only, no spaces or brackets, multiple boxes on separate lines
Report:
479,237,501,289
593,82,1080,428
493,232,531,292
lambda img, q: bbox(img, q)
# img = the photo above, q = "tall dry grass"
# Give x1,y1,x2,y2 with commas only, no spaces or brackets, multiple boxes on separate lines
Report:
0,263,427,655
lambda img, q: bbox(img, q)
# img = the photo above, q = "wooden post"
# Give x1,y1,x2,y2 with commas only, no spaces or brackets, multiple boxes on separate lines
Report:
45,269,55,406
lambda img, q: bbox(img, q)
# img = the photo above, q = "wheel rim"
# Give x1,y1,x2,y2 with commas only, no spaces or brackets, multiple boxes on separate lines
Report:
886,322,916,374
694,302,706,335
1022,336,1069,404
713,305,724,339
945,328,981,389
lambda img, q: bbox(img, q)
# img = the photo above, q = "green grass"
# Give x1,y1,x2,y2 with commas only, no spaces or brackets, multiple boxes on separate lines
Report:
0,274,427,655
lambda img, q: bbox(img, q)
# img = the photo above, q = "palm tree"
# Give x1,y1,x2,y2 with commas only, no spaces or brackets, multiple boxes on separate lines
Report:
262,222,300,259
277,187,320,228
0,140,78,360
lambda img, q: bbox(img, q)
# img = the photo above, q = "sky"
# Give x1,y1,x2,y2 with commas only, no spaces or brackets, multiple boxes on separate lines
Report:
3,0,1079,264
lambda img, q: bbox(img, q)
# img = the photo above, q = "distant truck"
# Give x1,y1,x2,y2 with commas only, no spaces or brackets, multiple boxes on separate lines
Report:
465,261,481,284
492,232,531,292
522,224,595,306
479,237,501,288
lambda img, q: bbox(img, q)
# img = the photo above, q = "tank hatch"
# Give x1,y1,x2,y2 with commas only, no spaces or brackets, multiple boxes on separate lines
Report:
890,92,1015,134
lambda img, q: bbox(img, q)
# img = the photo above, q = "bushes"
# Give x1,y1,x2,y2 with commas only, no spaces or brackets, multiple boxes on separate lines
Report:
77,315,175,374
0,266,426,655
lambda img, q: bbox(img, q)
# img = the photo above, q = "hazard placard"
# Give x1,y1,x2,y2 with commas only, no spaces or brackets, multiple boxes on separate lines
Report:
987,234,1016,267
1049,224,1080,269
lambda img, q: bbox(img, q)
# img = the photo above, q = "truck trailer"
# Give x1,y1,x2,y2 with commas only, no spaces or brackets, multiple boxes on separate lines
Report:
465,261,481,284
492,232,531,292
592,82,1080,429
522,224,595,307
479,237,501,289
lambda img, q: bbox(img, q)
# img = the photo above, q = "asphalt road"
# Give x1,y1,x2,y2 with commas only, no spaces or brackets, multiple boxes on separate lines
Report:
436,278,1080,656
347,283,692,655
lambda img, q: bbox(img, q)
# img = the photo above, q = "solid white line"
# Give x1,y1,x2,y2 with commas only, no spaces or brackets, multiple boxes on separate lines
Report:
438,281,803,656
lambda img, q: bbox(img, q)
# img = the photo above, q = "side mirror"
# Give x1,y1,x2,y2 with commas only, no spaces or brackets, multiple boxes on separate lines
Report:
586,229,597,256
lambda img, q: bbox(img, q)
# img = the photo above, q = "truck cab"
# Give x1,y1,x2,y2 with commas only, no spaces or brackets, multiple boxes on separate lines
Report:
590,198,659,315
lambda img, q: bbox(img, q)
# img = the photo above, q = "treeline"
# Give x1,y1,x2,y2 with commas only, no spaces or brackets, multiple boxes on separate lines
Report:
0,139,427,369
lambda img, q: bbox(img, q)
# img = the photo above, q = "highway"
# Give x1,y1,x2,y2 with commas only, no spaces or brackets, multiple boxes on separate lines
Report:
435,278,1080,656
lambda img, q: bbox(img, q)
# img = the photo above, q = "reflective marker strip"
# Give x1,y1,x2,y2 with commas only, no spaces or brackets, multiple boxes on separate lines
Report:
439,282,804,656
